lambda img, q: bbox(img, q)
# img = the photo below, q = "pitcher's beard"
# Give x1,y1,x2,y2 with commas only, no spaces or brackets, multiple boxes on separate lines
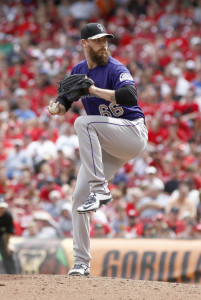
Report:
88,47,110,66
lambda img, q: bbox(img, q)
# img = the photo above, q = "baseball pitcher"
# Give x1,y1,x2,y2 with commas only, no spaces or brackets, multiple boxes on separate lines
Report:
48,23,148,276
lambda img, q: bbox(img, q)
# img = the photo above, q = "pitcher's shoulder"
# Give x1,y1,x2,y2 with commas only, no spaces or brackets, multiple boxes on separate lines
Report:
72,60,87,74
108,56,124,67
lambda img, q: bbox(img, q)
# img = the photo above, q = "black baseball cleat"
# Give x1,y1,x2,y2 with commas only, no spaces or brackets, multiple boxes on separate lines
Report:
68,264,90,276
77,192,113,213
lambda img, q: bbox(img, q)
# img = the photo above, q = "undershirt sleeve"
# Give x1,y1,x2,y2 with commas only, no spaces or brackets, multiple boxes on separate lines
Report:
115,84,138,106
55,95,72,112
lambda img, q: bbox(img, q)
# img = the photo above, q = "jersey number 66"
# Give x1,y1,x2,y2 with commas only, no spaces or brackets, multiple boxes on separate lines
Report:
99,103,124,117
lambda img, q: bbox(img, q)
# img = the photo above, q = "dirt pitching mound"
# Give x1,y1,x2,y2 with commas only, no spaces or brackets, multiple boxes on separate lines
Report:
0,275,201,300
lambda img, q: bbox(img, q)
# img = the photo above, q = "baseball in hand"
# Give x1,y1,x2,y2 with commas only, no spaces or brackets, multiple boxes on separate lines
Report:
48,102,60,114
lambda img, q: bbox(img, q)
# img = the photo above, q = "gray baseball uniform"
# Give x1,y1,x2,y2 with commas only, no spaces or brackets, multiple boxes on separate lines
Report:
67,56,148,266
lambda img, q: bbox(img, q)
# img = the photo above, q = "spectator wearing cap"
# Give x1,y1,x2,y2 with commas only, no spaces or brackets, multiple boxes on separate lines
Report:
90,221,112,238
32,211,61,239
40,190,65,219
184,60,197,82
22,221,39,238
144,166,165,191
142,223,155,238
166,206,186,236
0,196,16,274
166,181,197,220
177,219,197,239
42,50,61,77
152,213,176,238
58,203,73,237
39,175,65,202
136,181,169,223
125,209,144,238
126,187,144,216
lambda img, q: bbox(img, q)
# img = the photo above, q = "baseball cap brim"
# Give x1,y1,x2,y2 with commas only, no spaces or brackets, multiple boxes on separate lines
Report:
88,33,114,40
0,202,8,208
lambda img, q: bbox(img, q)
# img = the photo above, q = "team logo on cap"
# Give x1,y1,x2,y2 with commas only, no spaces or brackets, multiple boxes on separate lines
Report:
97,24,104,32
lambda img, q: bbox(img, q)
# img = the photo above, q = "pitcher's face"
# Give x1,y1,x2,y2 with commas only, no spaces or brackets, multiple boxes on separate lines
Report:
84,37,110,66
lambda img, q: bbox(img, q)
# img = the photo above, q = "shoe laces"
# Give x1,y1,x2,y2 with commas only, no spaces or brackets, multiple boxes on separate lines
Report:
73,264,87,270
84,193,96,205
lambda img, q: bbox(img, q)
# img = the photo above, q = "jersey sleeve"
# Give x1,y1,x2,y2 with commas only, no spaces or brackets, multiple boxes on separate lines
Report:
71,66,76,75
110,64,135,90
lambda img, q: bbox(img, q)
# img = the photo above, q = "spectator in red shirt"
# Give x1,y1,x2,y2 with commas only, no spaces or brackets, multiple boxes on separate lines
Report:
90,221,112,238
126,187,144,216
147,117,169,145
166,206,185,235
157,45,172,69
152,213,176,238
39,175,65,202
125,209,144,238
177,219,196,239
177,89,199,121
184,60,197,82
163,116,193,147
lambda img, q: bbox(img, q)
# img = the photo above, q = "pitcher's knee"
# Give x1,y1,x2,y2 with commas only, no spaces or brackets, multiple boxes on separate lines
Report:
74,116,88,132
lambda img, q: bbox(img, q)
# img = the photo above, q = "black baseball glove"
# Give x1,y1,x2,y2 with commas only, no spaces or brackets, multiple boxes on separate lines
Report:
57,74,94,102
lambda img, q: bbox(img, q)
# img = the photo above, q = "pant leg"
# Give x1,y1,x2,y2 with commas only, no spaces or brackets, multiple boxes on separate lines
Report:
74,115,148,194
72,152,125,266
72,165,91,265
0,236,16,274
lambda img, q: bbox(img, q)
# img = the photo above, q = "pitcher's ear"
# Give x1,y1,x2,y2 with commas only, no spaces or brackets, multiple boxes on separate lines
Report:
81,39,88,48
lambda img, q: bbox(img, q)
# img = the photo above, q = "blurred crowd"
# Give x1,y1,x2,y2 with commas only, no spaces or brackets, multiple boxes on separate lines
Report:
0,0,201,240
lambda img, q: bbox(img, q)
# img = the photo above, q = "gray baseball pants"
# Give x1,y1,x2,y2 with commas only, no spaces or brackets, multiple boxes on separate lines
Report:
72,115,148,266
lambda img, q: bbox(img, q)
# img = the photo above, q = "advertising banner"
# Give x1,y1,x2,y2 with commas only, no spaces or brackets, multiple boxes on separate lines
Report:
1,238,201,283
88,239,201,283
